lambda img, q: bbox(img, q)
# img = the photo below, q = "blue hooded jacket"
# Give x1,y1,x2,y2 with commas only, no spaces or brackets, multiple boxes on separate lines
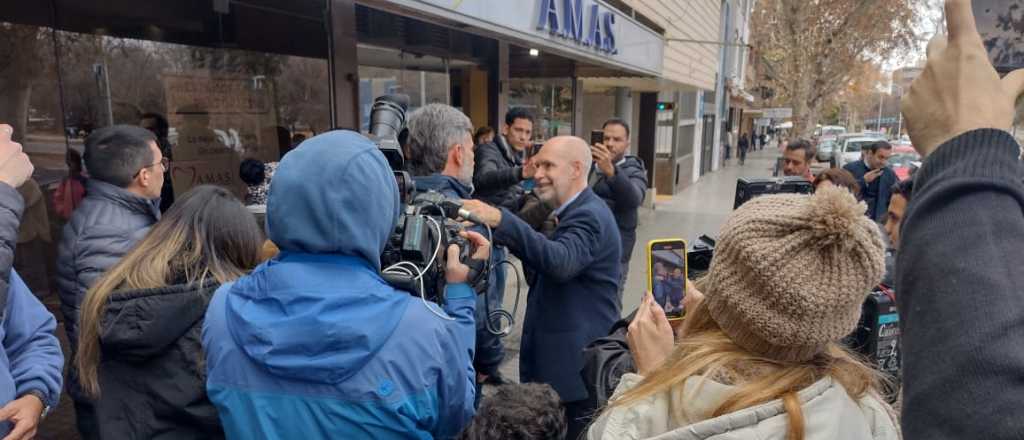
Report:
202,131,477,439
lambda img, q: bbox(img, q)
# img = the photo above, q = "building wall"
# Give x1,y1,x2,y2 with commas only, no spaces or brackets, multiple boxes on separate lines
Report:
623,0,720,91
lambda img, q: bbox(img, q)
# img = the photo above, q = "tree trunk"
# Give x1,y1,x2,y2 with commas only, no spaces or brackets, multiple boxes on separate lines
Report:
0,78,33,143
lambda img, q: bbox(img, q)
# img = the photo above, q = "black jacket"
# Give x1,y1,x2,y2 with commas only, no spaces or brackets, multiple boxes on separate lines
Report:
57,180,160,351
95,281,224,440
897,129,1024,439
473,135,526,211
494,188,621,402
843,160,897,223
591,156,648,263
581,315,634,413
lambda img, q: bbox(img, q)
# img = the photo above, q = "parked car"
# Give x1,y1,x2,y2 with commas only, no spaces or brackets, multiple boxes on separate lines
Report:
889,145,921,181
817,139,838,165
815,125,847,138
836,133,886,168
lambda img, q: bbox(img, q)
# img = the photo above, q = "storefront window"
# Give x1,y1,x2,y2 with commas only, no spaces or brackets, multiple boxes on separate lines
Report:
358,45,451,132
509,78,574,141
0,19,331,307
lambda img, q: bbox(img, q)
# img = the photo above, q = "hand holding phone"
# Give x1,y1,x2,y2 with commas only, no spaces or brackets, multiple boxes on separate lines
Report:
647,239,688,320
627,292,675,376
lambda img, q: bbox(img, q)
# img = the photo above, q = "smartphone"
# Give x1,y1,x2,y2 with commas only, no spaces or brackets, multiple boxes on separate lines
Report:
590,130,604,146
973,0,1024,74
647,239,688,320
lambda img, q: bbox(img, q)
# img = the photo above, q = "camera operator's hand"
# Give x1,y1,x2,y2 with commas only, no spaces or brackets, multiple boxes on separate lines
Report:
445,230,491,284
627,292,675,376
461,199,502,228
902,0,1024,158
0,124,34,189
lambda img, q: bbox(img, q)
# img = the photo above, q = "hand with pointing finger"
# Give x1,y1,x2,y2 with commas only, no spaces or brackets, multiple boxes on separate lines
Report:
902,0,1024,158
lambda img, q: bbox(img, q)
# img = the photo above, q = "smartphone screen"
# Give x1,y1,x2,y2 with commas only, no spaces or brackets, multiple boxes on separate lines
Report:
591,130,604,146
647,239,688,319
974,0,1024,73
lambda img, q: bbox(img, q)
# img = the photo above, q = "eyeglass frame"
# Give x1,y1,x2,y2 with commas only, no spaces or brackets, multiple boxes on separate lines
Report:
133,157,169,179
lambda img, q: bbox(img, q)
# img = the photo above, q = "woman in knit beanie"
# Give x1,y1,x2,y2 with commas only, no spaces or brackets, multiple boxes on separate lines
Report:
588,186,900,440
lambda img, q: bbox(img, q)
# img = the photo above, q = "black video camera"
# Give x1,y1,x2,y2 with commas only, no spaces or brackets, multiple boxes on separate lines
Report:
734,177,814,209
366,95,486,303
686,235,716,280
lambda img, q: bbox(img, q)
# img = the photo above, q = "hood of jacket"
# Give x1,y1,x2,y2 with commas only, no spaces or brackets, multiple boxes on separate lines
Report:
221,253,409,384
266,130,401,271
224,131,408,384
100,282,217,360
591,374,899,440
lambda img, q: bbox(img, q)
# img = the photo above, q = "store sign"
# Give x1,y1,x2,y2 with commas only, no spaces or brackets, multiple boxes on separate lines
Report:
535,0,617,55
763,107,793,119
392,0,663,75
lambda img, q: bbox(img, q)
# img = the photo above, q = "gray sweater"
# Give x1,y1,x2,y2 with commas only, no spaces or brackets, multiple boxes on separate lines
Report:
897,129,1024,439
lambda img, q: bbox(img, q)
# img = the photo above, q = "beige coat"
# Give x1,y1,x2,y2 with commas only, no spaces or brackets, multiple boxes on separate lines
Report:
588,373,900,440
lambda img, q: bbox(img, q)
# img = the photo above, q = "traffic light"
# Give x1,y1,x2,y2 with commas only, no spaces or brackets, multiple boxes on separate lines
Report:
656,102,674,111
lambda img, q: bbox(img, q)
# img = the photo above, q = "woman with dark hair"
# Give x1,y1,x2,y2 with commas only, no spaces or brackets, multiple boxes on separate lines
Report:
814,168,861,199
76,185,263,439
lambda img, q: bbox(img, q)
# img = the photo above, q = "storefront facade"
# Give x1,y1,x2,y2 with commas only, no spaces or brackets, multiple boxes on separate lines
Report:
0,0,667,305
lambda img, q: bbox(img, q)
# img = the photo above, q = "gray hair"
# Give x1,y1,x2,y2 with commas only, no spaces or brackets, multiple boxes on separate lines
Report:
406,103,473,176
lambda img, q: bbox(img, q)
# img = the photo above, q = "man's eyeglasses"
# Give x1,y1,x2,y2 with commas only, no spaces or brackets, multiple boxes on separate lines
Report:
133,157,169,178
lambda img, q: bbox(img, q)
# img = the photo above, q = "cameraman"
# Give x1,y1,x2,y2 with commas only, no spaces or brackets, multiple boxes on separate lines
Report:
406,104,511,389
202,130,490,439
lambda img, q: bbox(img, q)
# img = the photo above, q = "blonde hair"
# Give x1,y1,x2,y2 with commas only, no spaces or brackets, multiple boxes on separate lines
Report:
76,185,262,398
606,290,884,440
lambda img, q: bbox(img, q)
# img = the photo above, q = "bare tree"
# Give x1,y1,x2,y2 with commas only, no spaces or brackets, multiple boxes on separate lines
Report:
750,0,921,136
0,23,53,141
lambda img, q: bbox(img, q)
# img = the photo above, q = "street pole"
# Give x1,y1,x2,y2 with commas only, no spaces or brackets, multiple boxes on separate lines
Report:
876,92,884,132
897,113,903,139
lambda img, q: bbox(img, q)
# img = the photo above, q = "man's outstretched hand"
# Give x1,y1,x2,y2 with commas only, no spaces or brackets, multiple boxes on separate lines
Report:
461,199,502,228
902,0,1024,158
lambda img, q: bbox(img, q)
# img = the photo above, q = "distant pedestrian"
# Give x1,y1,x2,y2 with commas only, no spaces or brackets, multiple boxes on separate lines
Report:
76,185,262,440
738,133,750,166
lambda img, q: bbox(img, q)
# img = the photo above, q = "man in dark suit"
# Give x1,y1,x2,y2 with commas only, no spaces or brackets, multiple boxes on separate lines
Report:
463,136,621,439
843,140,896,222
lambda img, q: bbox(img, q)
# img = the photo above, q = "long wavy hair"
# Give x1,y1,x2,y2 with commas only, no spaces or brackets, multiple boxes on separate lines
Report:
76,185,263,397
605,281,885,440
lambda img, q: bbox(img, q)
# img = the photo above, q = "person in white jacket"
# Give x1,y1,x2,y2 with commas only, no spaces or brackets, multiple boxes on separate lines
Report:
588,187,900,440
